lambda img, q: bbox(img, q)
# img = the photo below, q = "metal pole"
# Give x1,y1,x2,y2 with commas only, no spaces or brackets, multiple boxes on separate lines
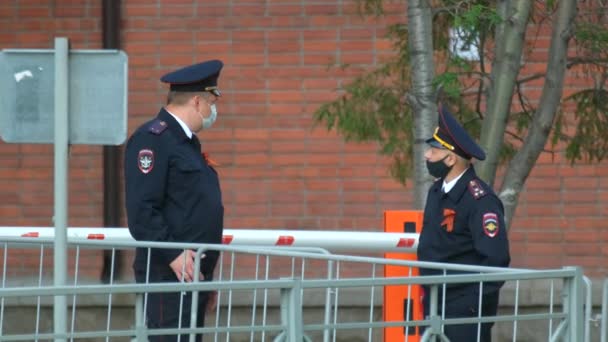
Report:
429,285,438,342
53,36,69,342
101,0,123,284
323,260,334,342
601,279,608,342
564,266,584,342
279,279,303,342
135,294,147,342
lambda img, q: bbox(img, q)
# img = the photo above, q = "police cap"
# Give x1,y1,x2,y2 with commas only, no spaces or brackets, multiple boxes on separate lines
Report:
160,59,224,96
426,105,486,160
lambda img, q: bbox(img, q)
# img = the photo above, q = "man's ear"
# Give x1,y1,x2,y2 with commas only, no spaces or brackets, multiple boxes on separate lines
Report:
446,152,457,167
191,94,201,107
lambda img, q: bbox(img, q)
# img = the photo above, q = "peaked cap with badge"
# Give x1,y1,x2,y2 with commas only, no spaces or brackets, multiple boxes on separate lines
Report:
161,59,223,96
426,105,485,161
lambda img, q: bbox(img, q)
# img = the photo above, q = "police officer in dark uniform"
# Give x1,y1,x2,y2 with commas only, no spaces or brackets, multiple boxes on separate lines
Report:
417,105,510,341
124,59,225,342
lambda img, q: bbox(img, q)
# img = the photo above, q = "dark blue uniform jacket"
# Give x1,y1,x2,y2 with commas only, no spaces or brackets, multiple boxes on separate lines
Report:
124,108,223,280
417,167,510,297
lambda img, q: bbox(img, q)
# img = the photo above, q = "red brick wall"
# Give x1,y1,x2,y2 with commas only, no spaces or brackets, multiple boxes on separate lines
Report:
0,1,606,278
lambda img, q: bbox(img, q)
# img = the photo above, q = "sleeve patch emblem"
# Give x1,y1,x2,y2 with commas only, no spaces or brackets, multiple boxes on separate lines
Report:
138,149,154,174
483,213,499,238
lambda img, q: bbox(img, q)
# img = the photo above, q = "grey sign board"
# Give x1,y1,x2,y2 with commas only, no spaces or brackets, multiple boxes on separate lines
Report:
0,49,128,145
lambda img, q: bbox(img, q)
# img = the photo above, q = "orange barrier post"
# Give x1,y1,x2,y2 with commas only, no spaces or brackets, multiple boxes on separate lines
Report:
383,210,423,342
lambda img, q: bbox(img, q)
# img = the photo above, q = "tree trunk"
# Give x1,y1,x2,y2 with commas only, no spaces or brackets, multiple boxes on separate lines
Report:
407,0,436,209
493,0,509,57
499,0,578,228
477,0,533,186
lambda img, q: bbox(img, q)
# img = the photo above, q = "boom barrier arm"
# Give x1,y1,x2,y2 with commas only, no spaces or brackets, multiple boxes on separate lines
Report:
0,227,419,253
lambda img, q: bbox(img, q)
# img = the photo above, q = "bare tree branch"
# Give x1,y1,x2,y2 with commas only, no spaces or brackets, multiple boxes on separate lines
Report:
504,129,525,142
499,0,578,228
504,129,555,155
408,0,436,209
517,73,546,84
567,57,608,68
477,0,533,187
476,30,487,118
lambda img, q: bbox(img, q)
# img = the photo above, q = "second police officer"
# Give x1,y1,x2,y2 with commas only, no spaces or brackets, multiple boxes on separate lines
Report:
417,105,511,342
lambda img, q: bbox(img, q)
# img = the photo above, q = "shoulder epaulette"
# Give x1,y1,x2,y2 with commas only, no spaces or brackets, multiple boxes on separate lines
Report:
148,120,168,135
468,179,487,200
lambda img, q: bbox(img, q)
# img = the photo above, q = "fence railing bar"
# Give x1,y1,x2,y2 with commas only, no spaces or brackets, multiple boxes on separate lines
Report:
0,237,589,342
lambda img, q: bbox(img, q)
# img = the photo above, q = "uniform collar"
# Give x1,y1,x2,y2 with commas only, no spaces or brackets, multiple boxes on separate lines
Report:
435,166,476,201
447,167,476,200
157,108,191,142
442,168,467,193
165,109,193,139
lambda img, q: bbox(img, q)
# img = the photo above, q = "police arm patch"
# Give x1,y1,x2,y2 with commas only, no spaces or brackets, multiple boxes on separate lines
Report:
138,149,154,174
482,213,499,238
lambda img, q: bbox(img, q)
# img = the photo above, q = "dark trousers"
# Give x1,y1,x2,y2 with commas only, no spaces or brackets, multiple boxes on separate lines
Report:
423,290,499,342
136,271,210,342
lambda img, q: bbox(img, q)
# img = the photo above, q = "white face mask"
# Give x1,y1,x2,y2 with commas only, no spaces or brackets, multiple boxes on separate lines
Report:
202,103,217,129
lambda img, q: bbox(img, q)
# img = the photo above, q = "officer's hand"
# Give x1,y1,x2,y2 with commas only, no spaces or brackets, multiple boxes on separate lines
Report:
206,291,218,313
169,250,205,282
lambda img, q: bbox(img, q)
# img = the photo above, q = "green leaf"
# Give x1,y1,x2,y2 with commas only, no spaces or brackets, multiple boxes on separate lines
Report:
562,89,608,163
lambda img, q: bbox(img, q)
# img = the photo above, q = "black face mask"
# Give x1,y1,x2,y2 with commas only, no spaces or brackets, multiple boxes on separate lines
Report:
426,155,452,179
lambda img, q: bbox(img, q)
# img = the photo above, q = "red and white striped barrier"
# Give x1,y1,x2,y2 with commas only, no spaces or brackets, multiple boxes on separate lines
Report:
0,227,419,253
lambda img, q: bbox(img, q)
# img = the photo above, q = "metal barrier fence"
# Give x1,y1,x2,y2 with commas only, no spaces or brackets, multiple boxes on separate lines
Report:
602,279,608,342
0,237,588,342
